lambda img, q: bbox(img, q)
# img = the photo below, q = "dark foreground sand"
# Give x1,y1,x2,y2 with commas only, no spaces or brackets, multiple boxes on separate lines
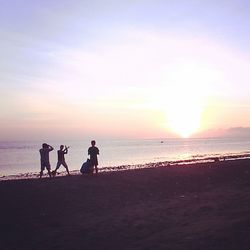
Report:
1,159,250,250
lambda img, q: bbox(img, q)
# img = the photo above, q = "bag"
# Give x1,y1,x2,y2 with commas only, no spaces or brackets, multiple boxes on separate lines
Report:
80,159,93,174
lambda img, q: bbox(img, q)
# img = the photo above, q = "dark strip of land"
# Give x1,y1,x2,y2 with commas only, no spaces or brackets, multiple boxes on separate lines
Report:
1,159,250,250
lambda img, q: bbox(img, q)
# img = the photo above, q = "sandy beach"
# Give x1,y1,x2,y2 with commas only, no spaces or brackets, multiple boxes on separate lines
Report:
1,159,250,250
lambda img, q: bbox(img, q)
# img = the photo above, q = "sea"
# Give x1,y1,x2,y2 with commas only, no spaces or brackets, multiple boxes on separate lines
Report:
1,137,250,177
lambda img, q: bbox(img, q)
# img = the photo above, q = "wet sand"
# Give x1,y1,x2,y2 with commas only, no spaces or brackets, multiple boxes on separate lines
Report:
1,159,250,250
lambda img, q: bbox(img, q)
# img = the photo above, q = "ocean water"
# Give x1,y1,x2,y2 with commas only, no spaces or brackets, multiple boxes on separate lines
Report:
1,137,250,176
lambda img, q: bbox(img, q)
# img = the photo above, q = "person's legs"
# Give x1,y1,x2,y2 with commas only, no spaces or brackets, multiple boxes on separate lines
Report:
39,170,43,178
40,164,45,178
52,162,61,177
46,163,52,178
90,158,98,174
62,162,70,175
48,169,52,178
94,164,98,174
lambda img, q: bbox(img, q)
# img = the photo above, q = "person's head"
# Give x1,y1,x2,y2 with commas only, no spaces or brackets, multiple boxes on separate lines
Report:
42,143,47,149
60,145,64,150
91,140,96,146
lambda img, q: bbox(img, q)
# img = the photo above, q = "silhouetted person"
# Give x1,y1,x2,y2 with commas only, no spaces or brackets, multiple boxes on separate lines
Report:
39,143,54,178
52,145,70,176
88,140,99,174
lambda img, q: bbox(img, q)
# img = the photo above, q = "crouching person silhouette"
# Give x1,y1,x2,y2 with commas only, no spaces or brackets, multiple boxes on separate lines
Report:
52,145,70,177
39,143,54,178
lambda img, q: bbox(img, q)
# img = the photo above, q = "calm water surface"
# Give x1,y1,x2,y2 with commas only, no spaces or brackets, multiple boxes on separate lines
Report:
1,138,250,176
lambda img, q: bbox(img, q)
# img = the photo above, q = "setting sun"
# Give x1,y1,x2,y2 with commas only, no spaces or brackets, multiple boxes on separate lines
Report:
162,63,212,138
168,103,202,138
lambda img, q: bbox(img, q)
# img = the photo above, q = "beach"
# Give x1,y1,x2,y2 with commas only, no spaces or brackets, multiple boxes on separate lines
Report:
1,159,250,250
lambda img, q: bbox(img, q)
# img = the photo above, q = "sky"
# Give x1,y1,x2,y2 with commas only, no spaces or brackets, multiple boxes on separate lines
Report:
1,0,250,140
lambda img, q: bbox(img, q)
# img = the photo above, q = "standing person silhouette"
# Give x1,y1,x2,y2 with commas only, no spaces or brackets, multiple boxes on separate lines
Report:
88,140,99,174
52,145,70,176
39,143,54,178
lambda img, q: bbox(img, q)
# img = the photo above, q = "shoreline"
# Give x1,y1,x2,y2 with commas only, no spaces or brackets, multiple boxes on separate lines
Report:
1,137,250,179
1,152,250,181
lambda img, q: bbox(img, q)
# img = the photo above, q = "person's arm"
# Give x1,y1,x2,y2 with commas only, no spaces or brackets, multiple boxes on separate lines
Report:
48,145,54,151
64,146,69,154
